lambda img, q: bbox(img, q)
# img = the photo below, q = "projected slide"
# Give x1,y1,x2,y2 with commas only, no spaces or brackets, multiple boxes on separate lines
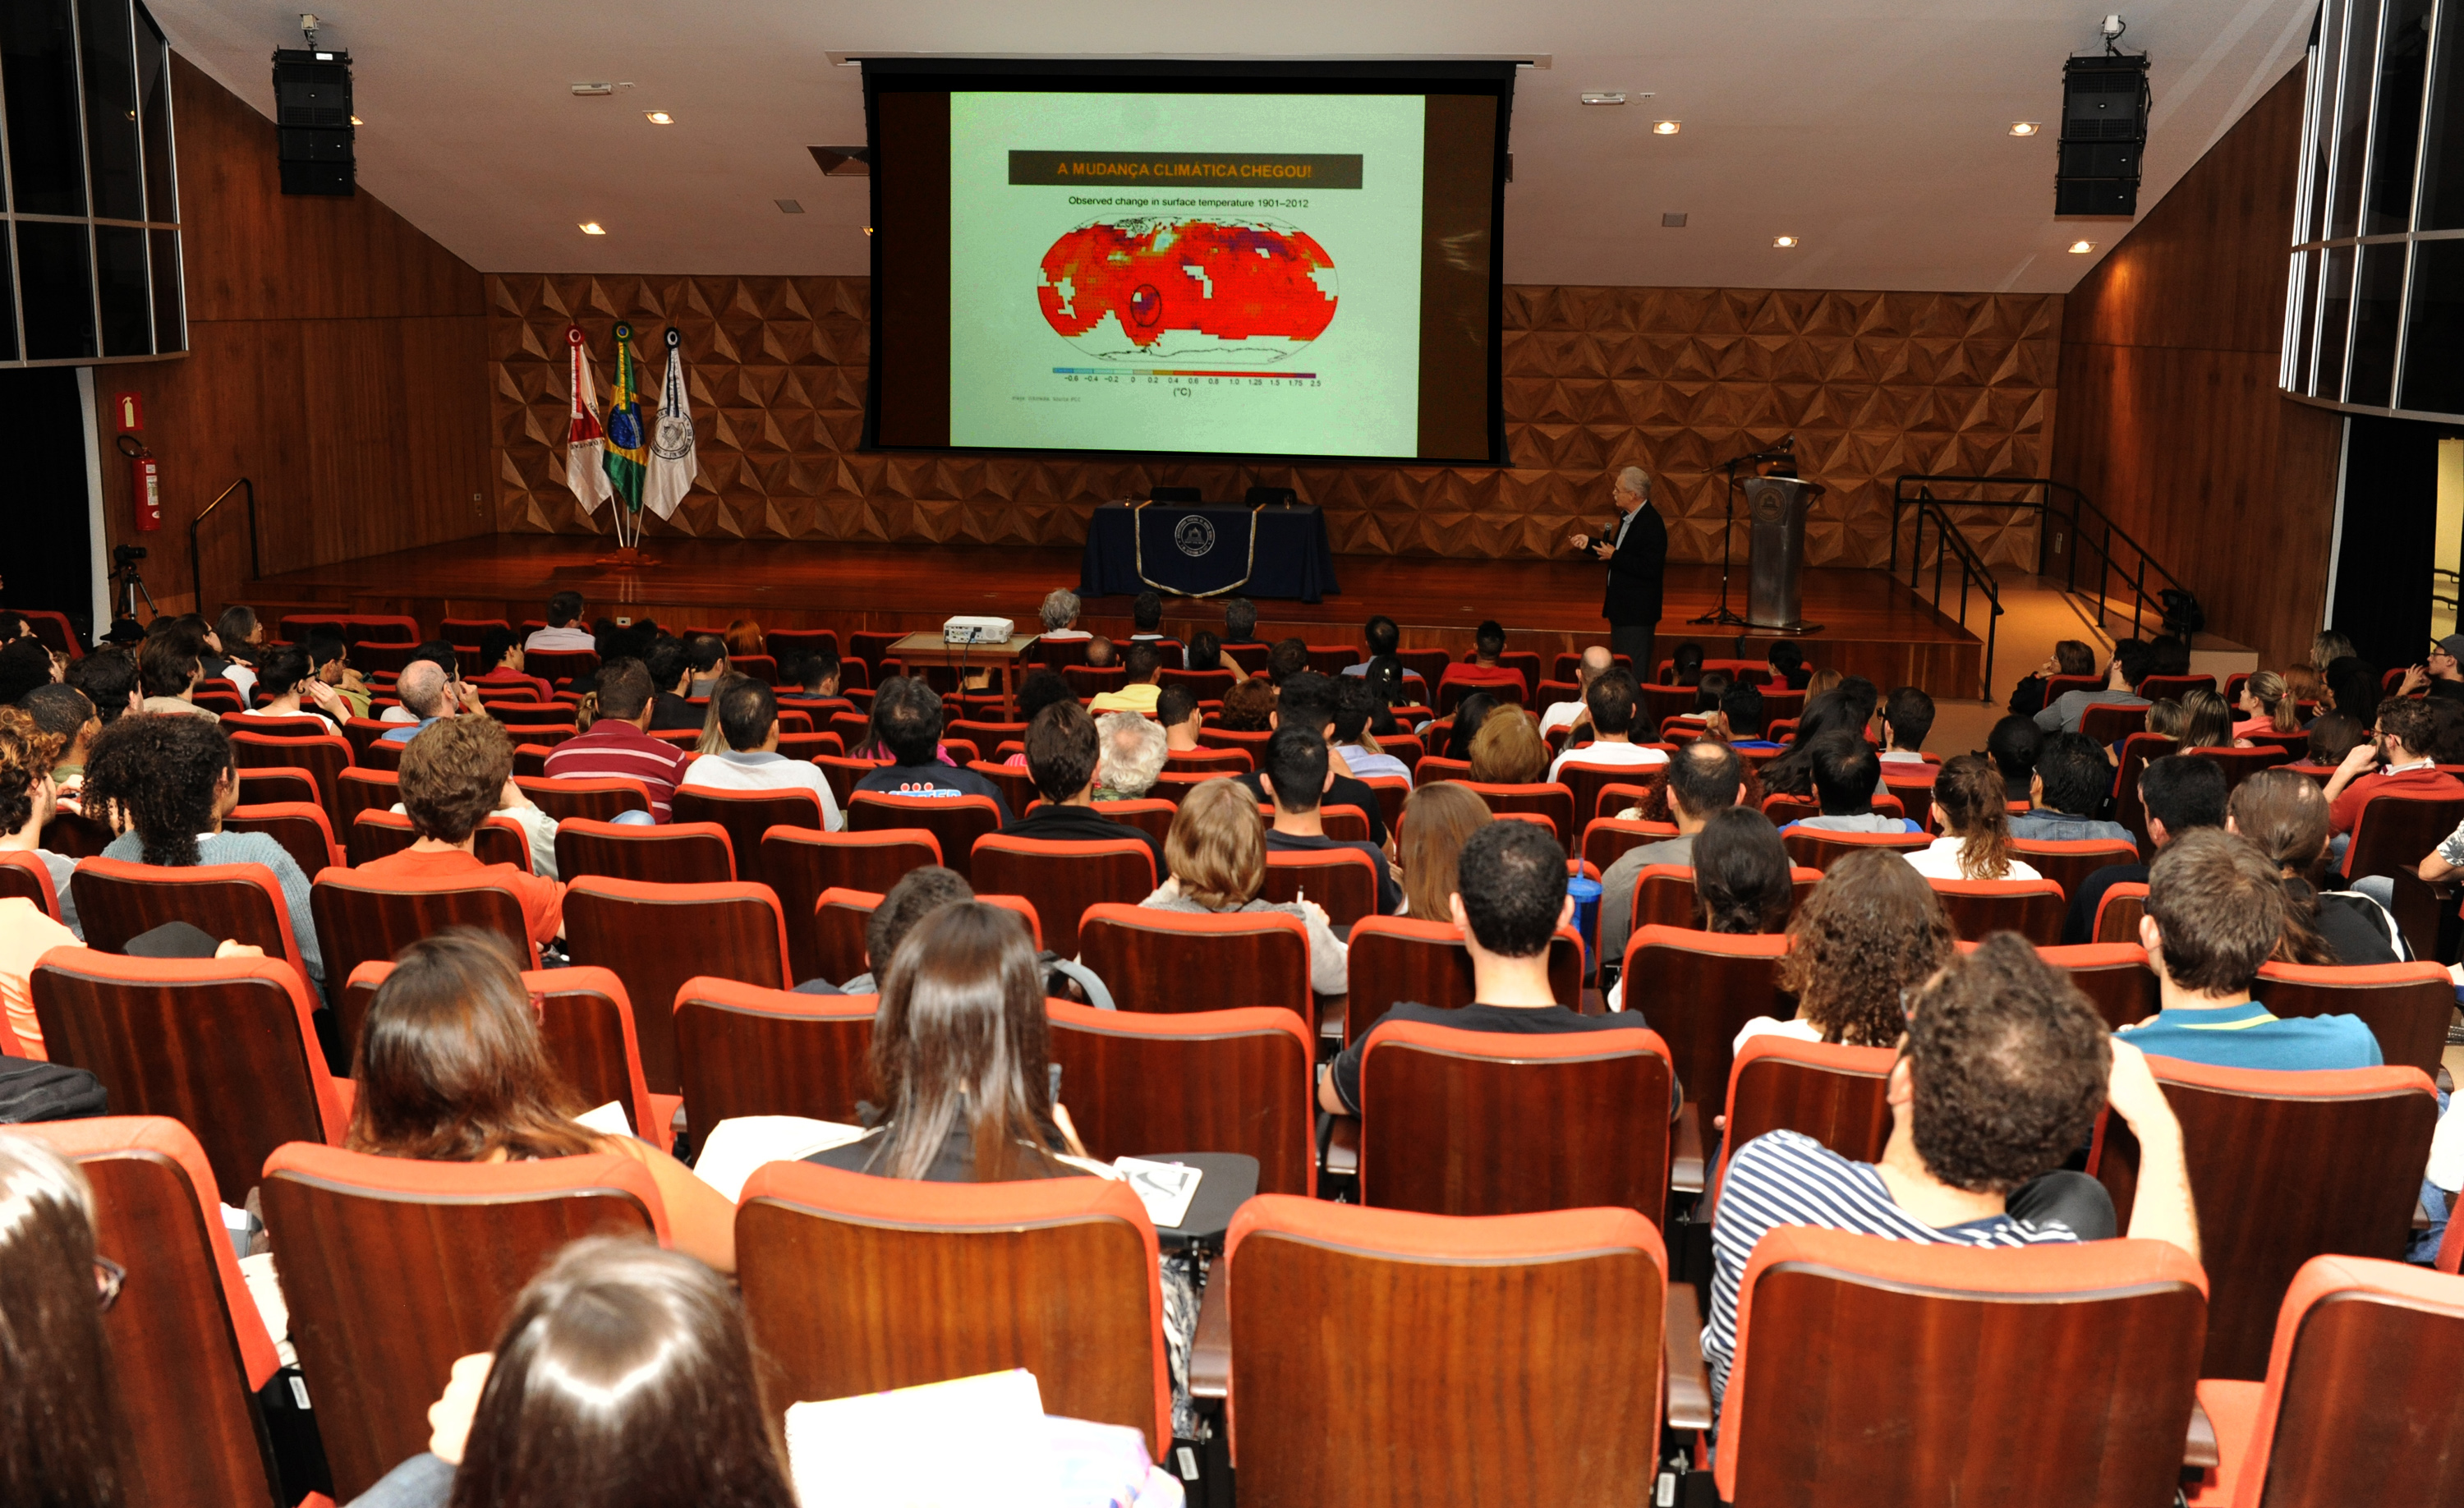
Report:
949,93,1426,457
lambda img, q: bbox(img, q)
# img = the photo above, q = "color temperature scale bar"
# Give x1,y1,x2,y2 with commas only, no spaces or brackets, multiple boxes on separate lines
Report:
1052,367,1317,379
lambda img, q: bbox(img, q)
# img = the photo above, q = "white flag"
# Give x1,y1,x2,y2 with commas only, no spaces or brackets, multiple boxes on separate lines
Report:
563,326,613,514
644,325,699,521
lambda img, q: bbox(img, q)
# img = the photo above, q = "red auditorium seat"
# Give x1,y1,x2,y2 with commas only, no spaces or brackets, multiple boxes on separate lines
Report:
1354,1017,1675,1221
0,850,58,917
554,816,737,884
2038,940,2160,1028
1046,1001,1317,1197
310,867,537,1049
670,784,829,890
333,765,401,828
968,759,1040,816
673,977,876,1131
2340,789,2464,954
513,774,652,823
1555,758,1664,827
736,1161,1172,1452
2012,837,2141,899
760,827,941,982
2249,959,2453,1078
811,887,1043,986
223,800,343,876
346,808,529,870
1076,902,1311,1018
1260,846,1381,927
1202,1198,1666,1501
1781,825,1931,870
1709,1036,1896,1201
2094,880,2151,944
1928,877,2066,945
969,834,1156,956
30,951,348,1200
1620,925,1791,1173
71,857,314,986
1630,863,1822,934
1343,917,1585,1046
2093,1058,2436,1378
846,792,1002,880
230,730,353,827
1581,814,1679,875
560,878,791,1093
260,1144,668,1499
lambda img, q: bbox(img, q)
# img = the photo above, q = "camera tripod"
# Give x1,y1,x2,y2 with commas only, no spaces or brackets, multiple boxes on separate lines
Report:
111,547,155,625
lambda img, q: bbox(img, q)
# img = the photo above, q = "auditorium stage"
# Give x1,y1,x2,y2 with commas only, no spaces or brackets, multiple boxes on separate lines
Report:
245,535,1985,699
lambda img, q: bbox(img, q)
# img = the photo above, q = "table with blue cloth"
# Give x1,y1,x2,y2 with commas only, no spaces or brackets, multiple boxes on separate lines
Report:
1078,500,1340,602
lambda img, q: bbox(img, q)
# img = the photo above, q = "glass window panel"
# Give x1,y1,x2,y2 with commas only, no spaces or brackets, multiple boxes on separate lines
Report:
2302,2,2352,243
2348,240,2411,406
2,0,89,216
146,226,179,351
2399,237,2464,413
2331,0,2387,238
0,242,18,362
2317,242,2358,398
94,223,145,354
2422,0,2464,227
134,1,171,223
16,219,94,359
2369,0,2437,232
78,0,141,221
2287,248,2319,393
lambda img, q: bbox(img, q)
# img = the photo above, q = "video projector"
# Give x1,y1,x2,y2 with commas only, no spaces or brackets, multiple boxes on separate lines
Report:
942,615,1014,645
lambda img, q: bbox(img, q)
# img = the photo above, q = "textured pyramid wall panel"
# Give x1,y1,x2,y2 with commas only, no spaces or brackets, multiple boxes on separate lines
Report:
489,276,2058,569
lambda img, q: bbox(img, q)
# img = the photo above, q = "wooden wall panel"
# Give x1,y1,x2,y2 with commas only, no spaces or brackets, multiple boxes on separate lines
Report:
2052,63,2340,673
488,278,2060,572
90,55,491,617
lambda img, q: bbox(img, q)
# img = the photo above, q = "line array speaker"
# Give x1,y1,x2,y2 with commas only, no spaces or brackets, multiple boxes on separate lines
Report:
272,48,355,196
2055,54,2149,217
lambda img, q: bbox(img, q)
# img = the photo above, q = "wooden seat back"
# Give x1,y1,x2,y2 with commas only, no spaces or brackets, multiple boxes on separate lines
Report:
561,879,792,1094
2094,880,2151,943
554,816,738,885
2342,791,2464,954
1342,917,1584,1044
846,792,1003,880
1620,925,1791,1110
513,774,651,823
1631,863,1821,933
345,809,529,870
2011,837,2140,898
1711,1036,1896,1201
2250,959,2454,1078
673,977,877,1131
221,800,342,876
969,836,1156,956
71,857,310,983
311,869,537,1052
671,784,829,890
1928,877,2067,945
760,827,941,984
1260,847,1381,927
1781,825,1931,870
2034,941,2159,1028
1076,902,1311,1017
1047,1001,1317,1197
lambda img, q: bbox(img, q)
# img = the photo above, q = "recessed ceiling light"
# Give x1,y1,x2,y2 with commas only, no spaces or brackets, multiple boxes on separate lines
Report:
579,222,605,235
2068,239,2096,253
1652,119,1681,135
1580,91,1627,105
348,114,362,126
775,198,805,214
1772,235,1799,248
646,111,673,125
2009,121,2041,136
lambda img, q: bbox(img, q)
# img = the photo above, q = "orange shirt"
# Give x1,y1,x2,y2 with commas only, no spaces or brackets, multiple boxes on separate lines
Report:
0,898,78,1057
353,847,563,949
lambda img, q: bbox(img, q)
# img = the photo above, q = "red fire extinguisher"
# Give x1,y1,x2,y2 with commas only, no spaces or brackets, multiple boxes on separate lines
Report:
115,434,160,532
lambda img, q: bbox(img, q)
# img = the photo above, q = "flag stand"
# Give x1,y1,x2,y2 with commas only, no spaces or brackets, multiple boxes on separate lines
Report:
596,506,657,568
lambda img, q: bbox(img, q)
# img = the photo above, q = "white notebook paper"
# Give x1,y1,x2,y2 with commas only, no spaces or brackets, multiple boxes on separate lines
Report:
690,1115,869,1202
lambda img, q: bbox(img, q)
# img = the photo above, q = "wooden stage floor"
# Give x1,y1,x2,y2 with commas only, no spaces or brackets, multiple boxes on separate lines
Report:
247,535,1984,697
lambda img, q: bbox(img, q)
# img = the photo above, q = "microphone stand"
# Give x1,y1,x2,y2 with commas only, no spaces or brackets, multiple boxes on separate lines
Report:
1690,445,1781,629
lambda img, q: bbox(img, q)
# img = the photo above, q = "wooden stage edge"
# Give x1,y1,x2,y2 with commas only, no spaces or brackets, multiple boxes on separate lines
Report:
246,536,1985,700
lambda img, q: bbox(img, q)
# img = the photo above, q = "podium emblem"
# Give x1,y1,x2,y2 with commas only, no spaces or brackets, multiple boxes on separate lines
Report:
1174,515,1217,557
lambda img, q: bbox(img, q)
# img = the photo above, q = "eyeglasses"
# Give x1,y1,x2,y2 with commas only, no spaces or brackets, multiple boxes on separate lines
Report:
94,1255,126,1312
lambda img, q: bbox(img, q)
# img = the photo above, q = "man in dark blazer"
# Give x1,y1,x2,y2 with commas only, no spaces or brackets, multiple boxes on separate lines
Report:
1570,465,1668,672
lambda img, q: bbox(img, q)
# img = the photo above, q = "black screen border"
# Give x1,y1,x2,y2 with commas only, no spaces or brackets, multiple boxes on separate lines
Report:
861,57,1515,467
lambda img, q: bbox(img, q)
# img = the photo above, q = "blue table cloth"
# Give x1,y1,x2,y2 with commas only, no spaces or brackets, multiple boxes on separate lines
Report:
1079,502,1340,602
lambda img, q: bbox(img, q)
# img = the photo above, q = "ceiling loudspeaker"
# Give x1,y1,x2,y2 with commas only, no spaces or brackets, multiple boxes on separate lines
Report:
272,48,354,196
2055,53,2149,216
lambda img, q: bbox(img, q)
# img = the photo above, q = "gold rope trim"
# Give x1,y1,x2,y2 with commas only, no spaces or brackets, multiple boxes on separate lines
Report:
1129,499,1263,599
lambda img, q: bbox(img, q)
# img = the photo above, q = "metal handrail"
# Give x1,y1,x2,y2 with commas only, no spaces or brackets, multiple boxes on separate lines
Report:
1893,487,2004,703
190,477,259,614
1890,474,2187,641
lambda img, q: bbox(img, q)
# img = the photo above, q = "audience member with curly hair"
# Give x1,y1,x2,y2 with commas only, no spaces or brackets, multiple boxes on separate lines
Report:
1755,850,1956,1049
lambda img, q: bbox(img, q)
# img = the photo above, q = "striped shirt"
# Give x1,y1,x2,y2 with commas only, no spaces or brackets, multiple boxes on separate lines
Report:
542,724,692,821
1707,1131,2080,1418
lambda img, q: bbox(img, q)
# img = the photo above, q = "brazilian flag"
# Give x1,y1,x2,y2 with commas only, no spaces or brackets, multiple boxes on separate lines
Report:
602,321,648,513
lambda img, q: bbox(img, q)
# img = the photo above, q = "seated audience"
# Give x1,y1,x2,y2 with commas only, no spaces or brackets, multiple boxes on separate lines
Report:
1439,621,1523,700
1467,708,1550,785
1766,640,1811,691
2148,633,2193,678
358,720,563,949
1221,596,1263,649
469,627,551,702
1687,805,1794,935
543,659,692,822
1540,646,1615,736
781,649,844,704
2121,829,2383,1069
1987,714,2044,802
850,677,1010,819
2294,710,2366,771
1878,687,1933,762
995,701,1164,871
998,671,1080,769
683,633,729,699
808,865,967,995
2324,697,2459,848
2233,670,2300,738
1156,683,1205,753
1666,642,1706,686
1128,590,1166,642
1396,780,1492,920
349,931,733,1269
1689,669,1734,719
2034,638,2155,733
136,634,214,720
301,632,371,720
1217,675,1276,732
1083,634,1116,669
1836,674,1882,737
0,1138,126,1504
1185,628,1225,673
1038,587,1092,643
1905,755,2041,880
1329,676,1411,783
723,618,765,660
1786,732,1918,833
2178,687,2235,750
0,640,55,706
641,637,701,733
2312,630,2357,672
2061,753,2228,944
1709,683,1781,751
1256,726,1401,914
1547,669,1665,782
1340,612,1403,679
679,678,844,830
1440,692,1498,761
1142,778,1348,993
690,671,752,756
1094,710,1166,800
1266,637,1309,685
525,591,595,651
64,646,141,726
375,644,462,724
2141,698,2188,742
1755,848,1955,1049
19,684,96,816
1234,672,1389,844
2324,654,2382,727
381,659,480,743
2231,768,2406,964
1804,665,1844,700
2009,732,2136,844
1598,740,1749,970
1087,641,1164,713
1756,689,1870,798
1707,936,2199,1420
86,712,323,985
1321,820,1623,1115
2394,635,2464,704
236,644,350,729
0,710,80,1047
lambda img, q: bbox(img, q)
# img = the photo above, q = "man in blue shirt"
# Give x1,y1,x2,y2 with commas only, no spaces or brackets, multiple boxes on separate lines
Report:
2121,828,2382,1070
2009,732,2137,844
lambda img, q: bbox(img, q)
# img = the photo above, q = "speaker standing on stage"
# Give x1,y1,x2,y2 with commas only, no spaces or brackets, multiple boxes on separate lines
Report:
1570,466,1668,672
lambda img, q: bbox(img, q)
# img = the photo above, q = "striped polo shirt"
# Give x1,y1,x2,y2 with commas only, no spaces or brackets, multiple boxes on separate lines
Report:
541,723,692,821
1707,1130,2081,1418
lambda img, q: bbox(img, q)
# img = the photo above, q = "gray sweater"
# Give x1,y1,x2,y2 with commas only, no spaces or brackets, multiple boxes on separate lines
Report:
1140,885,1349,995
102,829,324,984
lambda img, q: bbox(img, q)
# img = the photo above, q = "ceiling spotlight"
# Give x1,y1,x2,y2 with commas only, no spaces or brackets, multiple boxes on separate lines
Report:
646,111,673,125
348,114,362,126
2009,121,2041,136
579,222,605,235
1772,235,1799,248
2068,239,2097,253
1652,119,1681,135
1580,91,1627,105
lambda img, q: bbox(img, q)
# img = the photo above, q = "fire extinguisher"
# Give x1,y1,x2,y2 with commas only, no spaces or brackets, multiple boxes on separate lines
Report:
114,434,160,532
